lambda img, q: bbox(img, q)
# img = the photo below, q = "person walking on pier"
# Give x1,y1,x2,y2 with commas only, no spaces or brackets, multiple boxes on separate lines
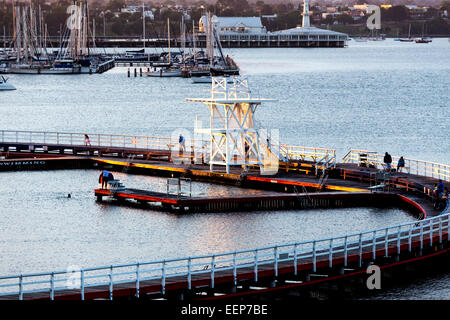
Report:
397,156,405,173
384,152,392,172
84,134,91,146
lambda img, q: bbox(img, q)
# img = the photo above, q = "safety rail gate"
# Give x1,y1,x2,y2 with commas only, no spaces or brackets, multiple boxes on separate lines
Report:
343,149,450,182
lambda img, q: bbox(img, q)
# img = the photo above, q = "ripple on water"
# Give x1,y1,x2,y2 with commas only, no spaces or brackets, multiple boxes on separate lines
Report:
0,170,417,275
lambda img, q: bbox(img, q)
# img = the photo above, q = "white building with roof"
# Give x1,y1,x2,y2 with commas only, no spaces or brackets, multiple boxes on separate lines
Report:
197,0,348,48
199,16,267,34
268,0,348,44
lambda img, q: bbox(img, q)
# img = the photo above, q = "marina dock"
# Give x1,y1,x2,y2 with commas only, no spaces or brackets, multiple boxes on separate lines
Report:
94,187,426,215
0,71,448,302
0,128,448,301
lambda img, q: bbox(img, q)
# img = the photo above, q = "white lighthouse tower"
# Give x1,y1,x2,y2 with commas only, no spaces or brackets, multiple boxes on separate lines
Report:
302,0,312,28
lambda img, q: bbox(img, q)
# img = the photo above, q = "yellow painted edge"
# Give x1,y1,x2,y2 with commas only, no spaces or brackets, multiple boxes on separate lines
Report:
325,185,368,192
93,158,186,173
93,158,368,192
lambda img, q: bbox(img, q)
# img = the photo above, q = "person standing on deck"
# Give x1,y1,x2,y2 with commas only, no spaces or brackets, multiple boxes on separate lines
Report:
437,180,445,197
101,170,110,189
384,152,392,172
179,134,185,154
397,156,405,173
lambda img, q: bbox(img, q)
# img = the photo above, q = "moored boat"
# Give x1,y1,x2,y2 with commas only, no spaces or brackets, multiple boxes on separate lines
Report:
146,67,183,77
415,37,432,43
0,76,16,90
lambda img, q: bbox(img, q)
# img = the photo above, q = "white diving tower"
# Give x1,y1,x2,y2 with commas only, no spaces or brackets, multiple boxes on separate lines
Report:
186,77,278,174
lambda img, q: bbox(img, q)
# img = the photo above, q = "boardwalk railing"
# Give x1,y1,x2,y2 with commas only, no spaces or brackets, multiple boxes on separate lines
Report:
343,149,450,182
0,130,336,165
0,212,447,300
0,130,174,151
280,144,336,166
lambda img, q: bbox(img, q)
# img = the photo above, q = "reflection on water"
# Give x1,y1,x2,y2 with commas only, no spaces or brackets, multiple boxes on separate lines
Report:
0,170,416,276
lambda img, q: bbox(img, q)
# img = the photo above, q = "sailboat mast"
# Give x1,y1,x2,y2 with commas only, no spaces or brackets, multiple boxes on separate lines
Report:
142,2,145,49
86,0,90,56
193,21,196,62
181,14,185,64
167,17,171,64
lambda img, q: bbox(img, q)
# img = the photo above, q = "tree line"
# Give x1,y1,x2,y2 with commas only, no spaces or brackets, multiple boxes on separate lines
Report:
0,0,449,38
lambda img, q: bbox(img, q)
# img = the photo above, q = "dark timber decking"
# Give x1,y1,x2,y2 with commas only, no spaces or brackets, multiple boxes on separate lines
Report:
0,141,448,301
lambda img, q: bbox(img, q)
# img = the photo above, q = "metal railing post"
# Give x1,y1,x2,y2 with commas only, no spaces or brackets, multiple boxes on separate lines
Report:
358,233,362,268
420,223,424,249
430,220,433,247
109,266,113,300
254,249,258,282
397,226,401,255
50,273,55,300
187,258,191,290
211,256,215,289
19,275,23,300
233,252,237,286
344,236,348,267
312,241,316,272
329,239,333,268
384,228,389,257
408,224,413,251
274,246,279,277
439,217,443,243
372,231,376,260
136,263,140,298
80,270,85,300
161,261,166,295
293,244,297,276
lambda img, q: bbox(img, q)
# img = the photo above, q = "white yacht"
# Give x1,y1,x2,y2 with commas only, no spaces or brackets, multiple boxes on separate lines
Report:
0,76,16,90
146,67,183,77
8,59,81,74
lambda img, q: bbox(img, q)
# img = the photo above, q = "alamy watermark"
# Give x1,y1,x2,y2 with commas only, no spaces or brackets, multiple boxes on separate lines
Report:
170,126,280,176
366,5,381,30
366,264,381,290
66,265,81,289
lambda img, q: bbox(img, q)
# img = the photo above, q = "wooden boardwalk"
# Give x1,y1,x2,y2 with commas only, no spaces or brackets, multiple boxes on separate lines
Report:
1,223,447,301
1,137,449,300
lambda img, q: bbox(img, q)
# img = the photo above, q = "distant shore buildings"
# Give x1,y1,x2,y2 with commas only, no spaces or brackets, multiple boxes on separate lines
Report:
198,0,348,48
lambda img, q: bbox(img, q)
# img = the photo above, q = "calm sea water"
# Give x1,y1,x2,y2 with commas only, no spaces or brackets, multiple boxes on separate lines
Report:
0,38,449,299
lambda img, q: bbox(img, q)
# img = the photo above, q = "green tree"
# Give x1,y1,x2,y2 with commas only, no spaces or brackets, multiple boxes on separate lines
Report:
336,14,353,25
384,6,409,22
106,0,125,12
